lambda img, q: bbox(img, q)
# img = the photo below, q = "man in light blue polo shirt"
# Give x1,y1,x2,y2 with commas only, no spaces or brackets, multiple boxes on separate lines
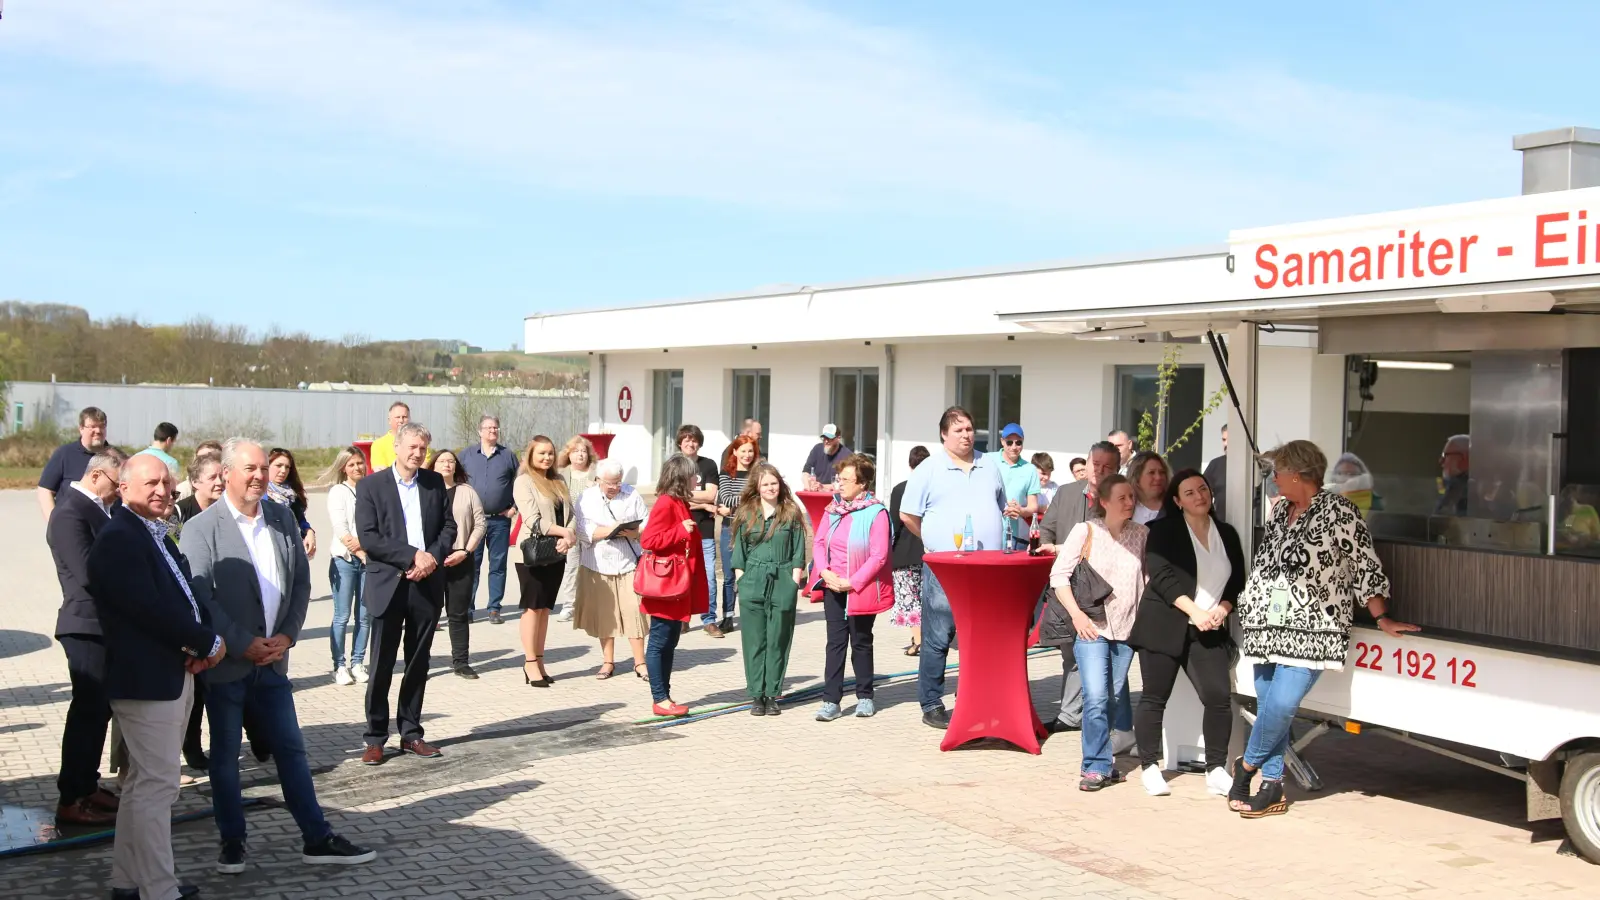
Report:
900,405,1006,729
995,423,1040,549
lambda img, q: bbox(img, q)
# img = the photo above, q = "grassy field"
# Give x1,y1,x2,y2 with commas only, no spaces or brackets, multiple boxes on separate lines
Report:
0,448,347,491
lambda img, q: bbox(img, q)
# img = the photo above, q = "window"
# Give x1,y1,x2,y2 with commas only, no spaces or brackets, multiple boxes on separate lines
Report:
652,369,683,463
1114,364,1207,472
11,402,21,435
830,368,879,458
730,369,771,457
956,367,1021,454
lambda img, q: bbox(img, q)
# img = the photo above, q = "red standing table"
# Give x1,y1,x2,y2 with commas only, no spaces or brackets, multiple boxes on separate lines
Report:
924,550,1054,754
796,490,834,603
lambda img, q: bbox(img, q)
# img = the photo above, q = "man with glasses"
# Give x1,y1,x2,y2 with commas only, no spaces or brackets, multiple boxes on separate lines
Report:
1436,435,1470,516
996,424,1041,550
459,416,519,624
801,424,851,492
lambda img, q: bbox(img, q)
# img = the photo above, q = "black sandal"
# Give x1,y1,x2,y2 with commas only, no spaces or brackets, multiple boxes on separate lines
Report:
904,642,921,657
1239,779,1289,818
596,662,615,680
1228,756,1254,812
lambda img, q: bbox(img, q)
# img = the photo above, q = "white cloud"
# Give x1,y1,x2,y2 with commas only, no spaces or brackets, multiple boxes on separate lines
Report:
5,0,1534,234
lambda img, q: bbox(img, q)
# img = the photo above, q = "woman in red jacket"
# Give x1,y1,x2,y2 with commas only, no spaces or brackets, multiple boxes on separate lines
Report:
638,455,710,717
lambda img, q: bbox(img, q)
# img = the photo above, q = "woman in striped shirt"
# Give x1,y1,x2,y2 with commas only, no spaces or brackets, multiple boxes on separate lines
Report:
715,436,760,634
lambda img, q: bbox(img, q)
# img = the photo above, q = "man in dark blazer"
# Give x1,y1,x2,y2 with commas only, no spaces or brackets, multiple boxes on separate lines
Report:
1034,441,1120,732
181,439,376,874
47,446,125,827
89,454,224,900
355,422,456,764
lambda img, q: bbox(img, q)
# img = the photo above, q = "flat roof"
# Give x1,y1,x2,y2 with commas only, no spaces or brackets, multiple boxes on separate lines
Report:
523,243,1229,320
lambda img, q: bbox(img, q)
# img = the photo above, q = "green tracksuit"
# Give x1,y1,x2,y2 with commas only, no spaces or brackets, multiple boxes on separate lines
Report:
730,514,808,700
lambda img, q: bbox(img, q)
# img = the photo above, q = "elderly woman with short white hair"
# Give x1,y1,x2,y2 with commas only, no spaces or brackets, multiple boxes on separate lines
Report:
571,459,650,680
1231,440,1420,818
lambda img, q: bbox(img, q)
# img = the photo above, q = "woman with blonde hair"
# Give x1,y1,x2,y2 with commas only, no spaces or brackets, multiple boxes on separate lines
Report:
513,436,575,687
730,462,809,715
325,446,371,687
555,436,599,622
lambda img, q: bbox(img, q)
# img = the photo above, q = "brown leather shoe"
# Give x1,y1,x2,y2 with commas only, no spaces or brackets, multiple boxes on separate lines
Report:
87,788,120,812
56,797,117,826
401,739,442,758
360,745,386,766
703,622,724,639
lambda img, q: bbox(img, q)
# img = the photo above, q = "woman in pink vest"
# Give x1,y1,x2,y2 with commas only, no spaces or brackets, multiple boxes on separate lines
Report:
811,453,894,722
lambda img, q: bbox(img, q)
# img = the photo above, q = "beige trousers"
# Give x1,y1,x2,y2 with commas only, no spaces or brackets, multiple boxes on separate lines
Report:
108,673,193,900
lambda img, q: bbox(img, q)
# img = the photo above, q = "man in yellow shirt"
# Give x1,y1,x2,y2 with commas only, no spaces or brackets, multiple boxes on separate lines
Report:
368,402,410,471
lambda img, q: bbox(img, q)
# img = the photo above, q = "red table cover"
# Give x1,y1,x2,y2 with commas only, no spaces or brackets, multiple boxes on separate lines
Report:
796,491,834,603
924,550,1054,754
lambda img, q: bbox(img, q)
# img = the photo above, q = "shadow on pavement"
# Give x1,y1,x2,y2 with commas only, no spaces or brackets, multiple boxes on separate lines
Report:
0,630,54,661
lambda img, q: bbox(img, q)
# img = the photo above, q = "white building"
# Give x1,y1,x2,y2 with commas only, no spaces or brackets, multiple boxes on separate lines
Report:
523,127,1593,511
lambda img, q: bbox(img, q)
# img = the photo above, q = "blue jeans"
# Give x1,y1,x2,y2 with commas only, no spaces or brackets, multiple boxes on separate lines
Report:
917,563,958,712
1245,662,1322,782
205,666,330,845
328,556,369,668
698,537,718,625
474,514,512,612
709,525,737,623
1074,636,1135,776
645,615,683,703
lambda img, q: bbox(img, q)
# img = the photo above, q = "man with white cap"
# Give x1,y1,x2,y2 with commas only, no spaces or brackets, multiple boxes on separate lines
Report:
801,424,852,492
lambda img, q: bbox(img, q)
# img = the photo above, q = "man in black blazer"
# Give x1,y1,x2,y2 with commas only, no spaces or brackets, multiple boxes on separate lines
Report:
46,447,125,827
89,454,225,900
355,422,455,764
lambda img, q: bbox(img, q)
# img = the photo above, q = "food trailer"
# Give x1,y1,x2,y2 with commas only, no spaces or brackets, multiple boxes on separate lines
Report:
1006,127,1600,861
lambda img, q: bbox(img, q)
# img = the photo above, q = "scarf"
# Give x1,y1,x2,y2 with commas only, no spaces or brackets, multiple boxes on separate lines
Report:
823,492,885,582
266,481,299,507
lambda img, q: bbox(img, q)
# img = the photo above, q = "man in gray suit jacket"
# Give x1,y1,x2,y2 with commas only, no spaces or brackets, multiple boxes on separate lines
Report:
181,439,375,875
1034,441,1120,732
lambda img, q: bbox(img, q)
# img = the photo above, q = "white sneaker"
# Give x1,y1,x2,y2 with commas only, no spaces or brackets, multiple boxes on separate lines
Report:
1141,764,1171,796
1205,767,1232,796
555,607,573,622
1111,729,1138,756
334,666,354,686
351,663,369,683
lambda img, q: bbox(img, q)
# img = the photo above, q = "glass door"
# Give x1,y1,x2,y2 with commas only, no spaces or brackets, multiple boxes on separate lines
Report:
956,367,1021,454
652,369,683,463
830,368,879,458
731,369,771,457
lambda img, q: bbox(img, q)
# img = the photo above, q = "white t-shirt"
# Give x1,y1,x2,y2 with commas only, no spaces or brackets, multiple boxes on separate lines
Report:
1189,517,1232,611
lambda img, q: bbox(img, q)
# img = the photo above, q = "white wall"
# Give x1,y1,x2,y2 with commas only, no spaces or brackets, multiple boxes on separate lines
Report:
585,335,1323,488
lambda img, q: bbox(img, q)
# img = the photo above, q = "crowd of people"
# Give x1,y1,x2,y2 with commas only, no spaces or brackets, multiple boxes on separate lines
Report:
38,400,1424,899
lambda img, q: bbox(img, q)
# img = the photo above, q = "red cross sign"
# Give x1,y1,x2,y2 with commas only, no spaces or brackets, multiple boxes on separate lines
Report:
617,385,633,423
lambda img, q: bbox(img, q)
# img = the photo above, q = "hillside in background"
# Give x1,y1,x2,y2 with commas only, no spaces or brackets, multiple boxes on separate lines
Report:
0,301,585,389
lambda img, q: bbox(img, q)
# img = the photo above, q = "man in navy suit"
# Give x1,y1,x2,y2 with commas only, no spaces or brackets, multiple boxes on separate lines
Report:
355,422,455,764
89,453,225,900
46,446,126,827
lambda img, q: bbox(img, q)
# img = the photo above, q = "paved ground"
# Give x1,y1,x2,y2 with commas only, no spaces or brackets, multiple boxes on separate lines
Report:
1,489,1594,899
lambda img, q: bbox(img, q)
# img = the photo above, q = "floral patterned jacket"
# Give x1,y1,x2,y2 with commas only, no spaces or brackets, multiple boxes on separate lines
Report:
1239,491,1391,670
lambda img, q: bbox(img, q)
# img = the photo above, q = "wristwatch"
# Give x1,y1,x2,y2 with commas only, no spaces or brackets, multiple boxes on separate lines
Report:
1374,612,1391,624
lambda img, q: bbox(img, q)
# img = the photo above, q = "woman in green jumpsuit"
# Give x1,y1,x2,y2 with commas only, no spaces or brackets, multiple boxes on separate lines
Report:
729,463,809,716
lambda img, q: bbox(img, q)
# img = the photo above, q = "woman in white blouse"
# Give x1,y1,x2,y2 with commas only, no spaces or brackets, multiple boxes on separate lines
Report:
325,446,370,687
1128,450,1169,526
1050,473,1148,791
1126,469,1246,797
571,459,650,679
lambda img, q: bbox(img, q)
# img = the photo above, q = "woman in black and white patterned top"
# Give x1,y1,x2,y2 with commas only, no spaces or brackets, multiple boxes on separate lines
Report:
714,436,760,634
1230,440,1419,819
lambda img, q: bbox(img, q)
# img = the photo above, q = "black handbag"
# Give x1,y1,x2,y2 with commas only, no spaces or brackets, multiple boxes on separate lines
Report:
519,501,566,567
1069,524,1114,616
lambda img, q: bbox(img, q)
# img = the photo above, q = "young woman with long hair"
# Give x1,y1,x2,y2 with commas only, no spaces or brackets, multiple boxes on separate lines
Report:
729,463,808,716
512,436,575,687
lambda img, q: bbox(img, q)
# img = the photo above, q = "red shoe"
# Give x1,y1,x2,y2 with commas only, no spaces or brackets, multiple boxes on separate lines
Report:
652,701,689,717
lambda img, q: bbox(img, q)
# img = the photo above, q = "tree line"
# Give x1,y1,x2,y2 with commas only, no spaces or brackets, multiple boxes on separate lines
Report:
0,301,582,390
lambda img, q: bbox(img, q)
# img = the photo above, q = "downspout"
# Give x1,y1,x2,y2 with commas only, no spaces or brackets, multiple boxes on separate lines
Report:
882,343,896,489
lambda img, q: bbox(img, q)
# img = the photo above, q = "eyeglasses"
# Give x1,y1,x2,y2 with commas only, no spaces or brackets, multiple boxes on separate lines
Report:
1002,439,1023,446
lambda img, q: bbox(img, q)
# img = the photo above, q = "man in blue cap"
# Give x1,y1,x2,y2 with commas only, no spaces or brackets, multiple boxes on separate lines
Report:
996,423,1040,549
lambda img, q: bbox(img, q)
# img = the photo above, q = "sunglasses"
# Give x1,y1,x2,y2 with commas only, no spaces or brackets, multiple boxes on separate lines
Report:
1002,438,1024,446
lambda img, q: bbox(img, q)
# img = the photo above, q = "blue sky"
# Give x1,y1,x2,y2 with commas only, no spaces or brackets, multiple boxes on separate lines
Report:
2,0,1596,348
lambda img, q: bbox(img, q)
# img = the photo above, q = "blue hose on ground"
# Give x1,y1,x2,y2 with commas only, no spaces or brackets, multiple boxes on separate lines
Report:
643,647,1056,729
0,797,266,861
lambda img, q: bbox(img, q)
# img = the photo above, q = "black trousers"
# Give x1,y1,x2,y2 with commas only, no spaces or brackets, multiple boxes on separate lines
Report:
444,561,474,668
821,589,876,704
1134,628,1234,770
365,589,440,746
58,635,111,803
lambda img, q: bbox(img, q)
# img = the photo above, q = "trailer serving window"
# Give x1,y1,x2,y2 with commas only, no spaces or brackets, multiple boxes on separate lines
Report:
1343,347,1600,560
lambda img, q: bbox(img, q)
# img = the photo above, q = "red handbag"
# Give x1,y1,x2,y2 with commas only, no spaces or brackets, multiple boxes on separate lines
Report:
633,543,691,601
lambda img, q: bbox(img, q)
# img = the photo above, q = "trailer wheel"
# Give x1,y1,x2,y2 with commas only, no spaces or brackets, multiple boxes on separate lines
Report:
1561,751,1600,863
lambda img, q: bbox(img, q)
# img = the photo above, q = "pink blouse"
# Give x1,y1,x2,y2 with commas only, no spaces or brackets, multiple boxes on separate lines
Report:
1049,519,1148,641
